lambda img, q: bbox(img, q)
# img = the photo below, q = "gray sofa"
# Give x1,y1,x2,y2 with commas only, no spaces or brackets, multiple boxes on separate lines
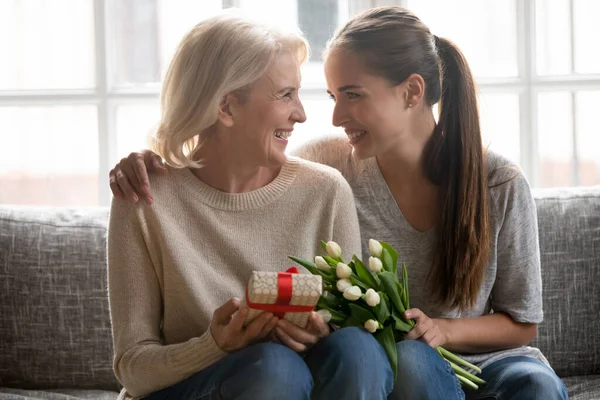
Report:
1,186,599,399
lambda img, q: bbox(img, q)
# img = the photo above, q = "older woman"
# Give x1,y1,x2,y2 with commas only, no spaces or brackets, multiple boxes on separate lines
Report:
107,11,392,400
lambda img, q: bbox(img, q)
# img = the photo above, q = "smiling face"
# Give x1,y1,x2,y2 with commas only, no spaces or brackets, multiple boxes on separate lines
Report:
229,50,306,168
324,49,412,160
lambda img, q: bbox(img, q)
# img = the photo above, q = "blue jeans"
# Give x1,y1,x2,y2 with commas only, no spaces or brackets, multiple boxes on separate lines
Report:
388,340,568,400
145,327,393,400
465,356,568,400
389,340,464,400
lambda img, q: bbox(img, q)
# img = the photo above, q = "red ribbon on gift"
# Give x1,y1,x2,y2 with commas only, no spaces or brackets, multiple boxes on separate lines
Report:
246,267,316,318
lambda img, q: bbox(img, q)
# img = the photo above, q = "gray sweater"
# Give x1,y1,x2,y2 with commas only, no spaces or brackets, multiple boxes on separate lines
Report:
294,137,549,370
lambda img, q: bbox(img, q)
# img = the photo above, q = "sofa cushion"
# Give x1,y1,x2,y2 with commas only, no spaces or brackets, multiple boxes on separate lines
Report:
531,187,600,378
0,388,118,400
0,206,118,391
562,375,600,400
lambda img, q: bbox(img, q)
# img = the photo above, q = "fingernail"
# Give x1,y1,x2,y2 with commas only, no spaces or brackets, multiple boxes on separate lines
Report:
146,197,153,205
132,194,139,203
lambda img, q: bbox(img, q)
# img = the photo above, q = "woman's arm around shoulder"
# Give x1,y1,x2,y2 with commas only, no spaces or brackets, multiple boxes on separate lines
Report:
291,136,362,183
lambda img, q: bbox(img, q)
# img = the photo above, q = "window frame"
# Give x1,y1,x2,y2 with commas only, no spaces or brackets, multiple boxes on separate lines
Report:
1,0,599,206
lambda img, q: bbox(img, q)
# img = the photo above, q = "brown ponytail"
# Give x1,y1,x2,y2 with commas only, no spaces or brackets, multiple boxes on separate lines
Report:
424,37,489,310
328,7,490,310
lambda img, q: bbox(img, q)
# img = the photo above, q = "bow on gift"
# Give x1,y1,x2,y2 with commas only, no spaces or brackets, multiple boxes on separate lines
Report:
245,267,316,318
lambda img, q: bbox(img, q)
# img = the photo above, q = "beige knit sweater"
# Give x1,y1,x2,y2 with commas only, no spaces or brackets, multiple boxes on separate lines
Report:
107,156,361,399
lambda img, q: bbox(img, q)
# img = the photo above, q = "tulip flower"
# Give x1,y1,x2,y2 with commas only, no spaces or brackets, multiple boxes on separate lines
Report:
315,256,330,271
326,241,342,258
343,285,362,301
369,256,383,273
336,262,352,279
369,239,383,258
336,278,352,292
288,238,486,389
365,288,381,307
364,319,379,333
316,309,332,323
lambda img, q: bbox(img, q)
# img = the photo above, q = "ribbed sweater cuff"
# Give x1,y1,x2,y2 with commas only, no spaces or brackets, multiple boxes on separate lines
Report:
172,330,228,374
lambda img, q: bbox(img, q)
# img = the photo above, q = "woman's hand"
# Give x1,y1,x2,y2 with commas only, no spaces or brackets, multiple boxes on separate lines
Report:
404,308,448,348
109,150,166,204
272,311,330,352
210,298,279,352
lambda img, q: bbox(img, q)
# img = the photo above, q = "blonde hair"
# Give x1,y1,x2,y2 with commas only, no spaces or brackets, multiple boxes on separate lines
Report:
152,10,309,168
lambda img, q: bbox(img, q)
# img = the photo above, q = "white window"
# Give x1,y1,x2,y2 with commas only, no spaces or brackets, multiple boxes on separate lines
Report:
1,0,599,206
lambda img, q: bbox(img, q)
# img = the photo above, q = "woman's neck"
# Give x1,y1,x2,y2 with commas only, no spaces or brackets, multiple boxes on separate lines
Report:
375,107,441,231
376,106,437,189
191,140,280,194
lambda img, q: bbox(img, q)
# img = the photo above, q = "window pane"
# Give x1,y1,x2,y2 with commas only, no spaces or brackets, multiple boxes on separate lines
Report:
535,0,571,76
0,106,99,206
237,0,345,85
287,92,343,154
537,92,574,188
301,0,346,85
573,0,600,74
115,104,160,161
111,0,222,87
479,93,520,163
237,0,345,49
238,0,298,26
110,0,347,88
0,0,95,90
575,91,600,186
298,0,339,62
406,0,518,78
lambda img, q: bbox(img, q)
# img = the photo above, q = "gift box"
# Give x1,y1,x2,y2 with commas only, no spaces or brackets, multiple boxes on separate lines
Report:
245,267,322,328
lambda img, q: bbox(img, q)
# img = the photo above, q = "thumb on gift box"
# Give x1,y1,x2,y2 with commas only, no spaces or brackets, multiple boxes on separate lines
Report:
213,297,241,324
307,311,331,338
316,309,332,323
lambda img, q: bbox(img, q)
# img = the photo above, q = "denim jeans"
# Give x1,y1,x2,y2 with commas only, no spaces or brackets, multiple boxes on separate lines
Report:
145,326,393,400
388,340,568,400
389,340,464,400
464,355,568,400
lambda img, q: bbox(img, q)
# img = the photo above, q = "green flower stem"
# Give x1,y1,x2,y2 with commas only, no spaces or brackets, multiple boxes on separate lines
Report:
436,347,444,357
401,264,410,310
456,374,479,390
438,347,482,374
447,360,486,386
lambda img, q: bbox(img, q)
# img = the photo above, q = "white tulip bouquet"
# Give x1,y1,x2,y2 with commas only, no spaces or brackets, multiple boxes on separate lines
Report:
289,239,486,389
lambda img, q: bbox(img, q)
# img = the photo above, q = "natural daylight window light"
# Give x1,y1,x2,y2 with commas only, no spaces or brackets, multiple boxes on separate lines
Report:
0,0,599,207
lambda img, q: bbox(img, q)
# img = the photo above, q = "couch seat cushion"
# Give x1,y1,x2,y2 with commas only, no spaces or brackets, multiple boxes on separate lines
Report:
0,388,118,400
